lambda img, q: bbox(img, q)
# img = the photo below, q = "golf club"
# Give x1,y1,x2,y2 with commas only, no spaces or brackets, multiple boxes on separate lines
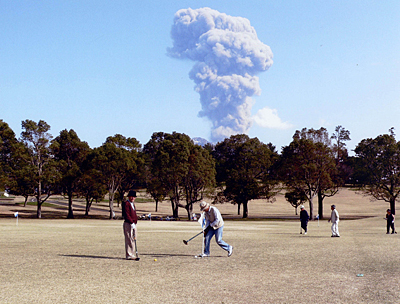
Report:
134,239,140,261
183,231,203,245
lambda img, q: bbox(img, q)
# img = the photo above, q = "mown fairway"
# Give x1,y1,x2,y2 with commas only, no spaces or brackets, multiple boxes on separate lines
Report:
1,212,400,304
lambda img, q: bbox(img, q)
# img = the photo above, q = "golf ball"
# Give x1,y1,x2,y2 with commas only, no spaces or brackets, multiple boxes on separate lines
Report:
154,258,157,261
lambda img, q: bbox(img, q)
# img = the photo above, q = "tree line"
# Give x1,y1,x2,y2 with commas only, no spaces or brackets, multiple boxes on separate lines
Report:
1,119,400,219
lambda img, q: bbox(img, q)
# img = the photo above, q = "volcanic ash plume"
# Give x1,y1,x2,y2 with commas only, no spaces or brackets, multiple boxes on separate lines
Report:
167,7,273,142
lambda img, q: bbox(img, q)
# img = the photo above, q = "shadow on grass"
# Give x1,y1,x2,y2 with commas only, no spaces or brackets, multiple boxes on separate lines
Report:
140,253,226,258
60,254,124,260
60,253,226,259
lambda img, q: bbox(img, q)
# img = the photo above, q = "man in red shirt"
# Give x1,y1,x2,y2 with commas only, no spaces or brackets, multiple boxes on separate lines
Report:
122,190,138,260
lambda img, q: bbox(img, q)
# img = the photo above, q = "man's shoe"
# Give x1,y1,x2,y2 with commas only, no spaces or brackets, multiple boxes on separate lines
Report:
228,246,233,257
198,253,209,258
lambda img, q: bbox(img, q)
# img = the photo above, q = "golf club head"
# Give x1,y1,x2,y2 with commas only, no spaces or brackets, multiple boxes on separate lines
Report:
183,240,188,245
135,257,140,261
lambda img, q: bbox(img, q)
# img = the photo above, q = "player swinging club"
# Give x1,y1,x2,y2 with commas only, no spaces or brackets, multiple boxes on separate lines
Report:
198,201,233,258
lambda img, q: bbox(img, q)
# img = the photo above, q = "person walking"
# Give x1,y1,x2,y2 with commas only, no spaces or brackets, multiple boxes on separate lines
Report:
199,201,233,258
299,205,309,234
328,204,340,237
122,190,138,260
385,209,397,234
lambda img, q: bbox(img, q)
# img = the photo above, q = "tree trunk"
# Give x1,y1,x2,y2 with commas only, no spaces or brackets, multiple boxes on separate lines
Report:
237,203,241,215
242,201,248,218
186,205,191,220
109,191,115,219
390,197,396,215
24,196,28,207
67,194,74,219
170,198,179,218
317,190,324,219
173,205,179,218
85,197,92,216
37,181,42,219
155,200,158,212
308,197,314,220
37,199,42,219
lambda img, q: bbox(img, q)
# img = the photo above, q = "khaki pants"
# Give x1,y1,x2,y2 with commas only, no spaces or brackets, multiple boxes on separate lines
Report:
123,221,137,259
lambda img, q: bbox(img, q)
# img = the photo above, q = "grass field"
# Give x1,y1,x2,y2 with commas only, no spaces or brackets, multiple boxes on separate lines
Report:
1,189,400,303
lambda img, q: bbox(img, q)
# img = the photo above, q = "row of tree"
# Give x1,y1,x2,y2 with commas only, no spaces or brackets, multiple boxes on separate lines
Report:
1,119,400,219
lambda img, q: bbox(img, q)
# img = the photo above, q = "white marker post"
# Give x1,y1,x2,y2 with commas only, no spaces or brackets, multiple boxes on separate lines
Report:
315,214,320,227
14,212,18,226
198,213,205,256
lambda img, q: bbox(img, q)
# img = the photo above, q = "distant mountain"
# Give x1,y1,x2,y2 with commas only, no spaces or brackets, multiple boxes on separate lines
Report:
192,137,211,147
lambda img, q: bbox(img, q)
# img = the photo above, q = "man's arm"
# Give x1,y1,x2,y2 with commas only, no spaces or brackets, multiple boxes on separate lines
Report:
210,208,223,228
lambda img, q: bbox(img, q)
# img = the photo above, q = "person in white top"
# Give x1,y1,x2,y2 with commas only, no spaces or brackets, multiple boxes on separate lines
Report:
199,201,233,258
328,204,340,237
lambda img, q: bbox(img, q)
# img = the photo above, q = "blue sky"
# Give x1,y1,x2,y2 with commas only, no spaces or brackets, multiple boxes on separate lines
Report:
1,1,399,154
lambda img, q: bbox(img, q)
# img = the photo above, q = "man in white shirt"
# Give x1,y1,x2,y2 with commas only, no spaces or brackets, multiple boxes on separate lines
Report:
199,201,233,257
328,204,340,237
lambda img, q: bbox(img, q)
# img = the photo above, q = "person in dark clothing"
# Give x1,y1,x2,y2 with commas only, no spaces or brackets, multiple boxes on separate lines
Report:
385,209,396,234
300,205,309,235
122,190,138,260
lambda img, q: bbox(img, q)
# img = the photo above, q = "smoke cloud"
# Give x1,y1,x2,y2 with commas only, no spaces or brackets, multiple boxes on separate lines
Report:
253,107,294,130
167,7,274,142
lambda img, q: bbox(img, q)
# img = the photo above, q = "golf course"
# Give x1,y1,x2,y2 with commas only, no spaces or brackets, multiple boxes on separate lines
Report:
1,188,399,304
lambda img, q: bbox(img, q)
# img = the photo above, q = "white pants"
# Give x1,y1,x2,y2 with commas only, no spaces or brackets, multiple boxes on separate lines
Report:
331,222,340,236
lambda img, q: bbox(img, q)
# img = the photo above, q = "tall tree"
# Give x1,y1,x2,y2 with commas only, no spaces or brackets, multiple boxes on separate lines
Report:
143,132,192,218
183,145,216,219
213,134,278,218
51,129,90,219
78,168,107,216
331,126,352,187
20,120,59,218
107,135,143,208
280,128,338,219
285,189,308,215
331,125,351,162
0,120,19,189
354,131,400,214
146,173,167,212
78,150,108,216
93,134,141,219
10,150,37,207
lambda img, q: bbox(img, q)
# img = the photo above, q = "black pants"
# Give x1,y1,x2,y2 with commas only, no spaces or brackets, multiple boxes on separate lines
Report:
387,221,395,233
301,221,308,233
